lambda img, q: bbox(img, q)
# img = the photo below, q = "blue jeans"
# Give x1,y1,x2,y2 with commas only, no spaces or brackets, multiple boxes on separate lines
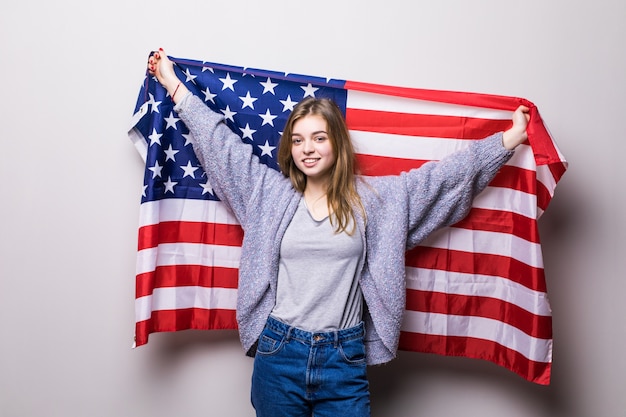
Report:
251,316,371,417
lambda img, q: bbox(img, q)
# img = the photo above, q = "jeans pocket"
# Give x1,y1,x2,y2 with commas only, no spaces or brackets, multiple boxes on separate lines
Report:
339,337,366,365
256,328,286,356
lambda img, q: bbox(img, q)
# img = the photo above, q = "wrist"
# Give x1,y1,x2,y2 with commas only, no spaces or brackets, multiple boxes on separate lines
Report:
502,128,527,150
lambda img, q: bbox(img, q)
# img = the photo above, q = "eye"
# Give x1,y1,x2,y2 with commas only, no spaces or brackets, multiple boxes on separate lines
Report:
314,135,327,142
291,137,302,145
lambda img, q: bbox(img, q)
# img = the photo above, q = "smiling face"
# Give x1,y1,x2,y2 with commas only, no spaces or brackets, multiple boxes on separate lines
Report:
290,114,336,185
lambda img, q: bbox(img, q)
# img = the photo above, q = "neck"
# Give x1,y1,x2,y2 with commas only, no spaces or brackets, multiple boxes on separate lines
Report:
303,178,328,199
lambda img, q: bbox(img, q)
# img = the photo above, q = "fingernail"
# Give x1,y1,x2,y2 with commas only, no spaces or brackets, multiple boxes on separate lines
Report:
159,48,163,51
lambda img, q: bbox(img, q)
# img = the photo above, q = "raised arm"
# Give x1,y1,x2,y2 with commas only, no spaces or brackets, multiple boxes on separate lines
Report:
402,104,530,248
146,50,293,227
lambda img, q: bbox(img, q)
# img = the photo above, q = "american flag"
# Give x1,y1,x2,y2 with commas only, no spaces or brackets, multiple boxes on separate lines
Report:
128,55,567,385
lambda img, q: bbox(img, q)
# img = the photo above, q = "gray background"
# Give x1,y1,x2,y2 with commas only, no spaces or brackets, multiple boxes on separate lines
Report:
1,1,624,416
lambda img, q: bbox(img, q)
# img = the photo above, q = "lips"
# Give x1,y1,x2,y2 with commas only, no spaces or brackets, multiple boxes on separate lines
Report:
302,158,320,167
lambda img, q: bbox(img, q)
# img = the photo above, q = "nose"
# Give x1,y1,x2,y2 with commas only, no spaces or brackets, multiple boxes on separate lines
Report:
302,138,314,154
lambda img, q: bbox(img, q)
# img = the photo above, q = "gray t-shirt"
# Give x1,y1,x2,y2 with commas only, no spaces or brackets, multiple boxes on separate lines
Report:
270,198,364,332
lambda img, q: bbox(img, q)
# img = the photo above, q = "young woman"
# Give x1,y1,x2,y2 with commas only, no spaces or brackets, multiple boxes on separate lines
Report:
147,50,530,417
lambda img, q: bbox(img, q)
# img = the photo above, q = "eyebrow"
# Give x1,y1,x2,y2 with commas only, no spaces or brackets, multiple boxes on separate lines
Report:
291,130,328,137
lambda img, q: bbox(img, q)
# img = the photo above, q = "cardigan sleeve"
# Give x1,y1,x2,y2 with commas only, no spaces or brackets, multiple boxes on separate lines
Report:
173,93,291,228
402,132,514,249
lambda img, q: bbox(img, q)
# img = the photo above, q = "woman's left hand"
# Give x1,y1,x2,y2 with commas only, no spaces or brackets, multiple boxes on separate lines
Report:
502,105,531,150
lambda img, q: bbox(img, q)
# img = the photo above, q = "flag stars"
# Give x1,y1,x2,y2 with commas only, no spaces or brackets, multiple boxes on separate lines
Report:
164,112,180,130
219,73,237,91
148,161,163,179
164,144,179,162
221,105,237,122
200,180,214,195
301,83,319,98
260,77,278,94
259,109,278,126
258,140,276,157
180,161,199,178
163,176,177,194
182,133,194,146
147,93,162,113
239,91,258,110
280,95,297,112
183,69,197,82
240,123,256,140
148,129,163,146
202,87,217,103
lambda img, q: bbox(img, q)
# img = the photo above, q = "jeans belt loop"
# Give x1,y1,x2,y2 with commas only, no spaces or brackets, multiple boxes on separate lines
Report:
285,325,293,343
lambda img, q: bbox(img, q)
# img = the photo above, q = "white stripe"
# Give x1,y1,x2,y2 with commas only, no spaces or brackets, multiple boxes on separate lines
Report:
138,199,240,227
351,130,535,171
347,89,514,119
418,227,544,269
135,286,238,322
471,186,537,219
401,311,552,363
405,267,552,316
128,103,150,162
136,243,241,275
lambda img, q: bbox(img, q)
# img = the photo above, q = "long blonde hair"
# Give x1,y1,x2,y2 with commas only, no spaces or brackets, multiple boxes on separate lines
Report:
277,97,364,235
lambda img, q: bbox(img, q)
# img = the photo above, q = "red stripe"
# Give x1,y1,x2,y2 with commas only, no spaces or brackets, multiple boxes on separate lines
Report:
489,165,537,195
406,248,546,292
345,80,528,111
356,154,428,175
346,108,511,139
398,332,551,385
138,221,244,251
134,308,238,347
406,289,552,339
452,208,539,244
136,265,239,298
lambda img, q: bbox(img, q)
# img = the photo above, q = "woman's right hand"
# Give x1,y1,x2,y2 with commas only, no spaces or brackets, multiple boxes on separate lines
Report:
147,49,189,104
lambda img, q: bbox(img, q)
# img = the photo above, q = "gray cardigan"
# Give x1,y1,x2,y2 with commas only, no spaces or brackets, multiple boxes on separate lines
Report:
174,93,514,365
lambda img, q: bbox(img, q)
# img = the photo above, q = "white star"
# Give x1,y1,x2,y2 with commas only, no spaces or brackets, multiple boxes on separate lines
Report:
148,128,162,146
164,112,180,130
221,105,237,122
164,144,179,162
200,181,214,195
219,73,237,91
258,140,276,157
239,91,258,110
148,161,163,179
202,87,217,103
180,161,199,178
183,69,197,82
280,95,297,112
147,93,162,113
301,83,319,98
259,109,278,127
163,176,177,194
142,184,147,197
182,133,194,146
240,123,256,140
201,64,214,72
260,77,278,94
